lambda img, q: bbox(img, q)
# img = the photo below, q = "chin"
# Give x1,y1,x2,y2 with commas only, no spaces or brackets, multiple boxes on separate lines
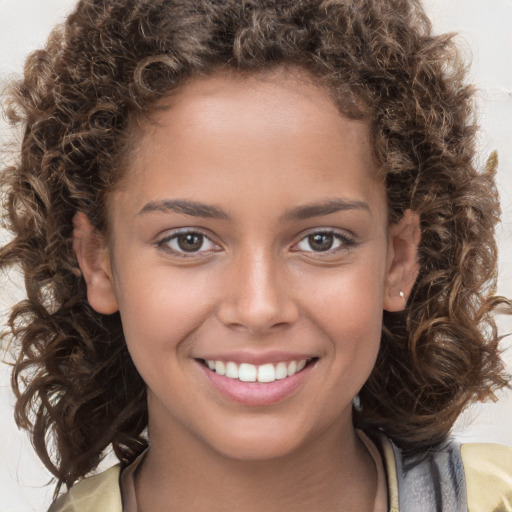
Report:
213,435,303,462
199,416,323,462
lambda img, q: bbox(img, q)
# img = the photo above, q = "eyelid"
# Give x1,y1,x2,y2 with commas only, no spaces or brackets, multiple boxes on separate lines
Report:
155,227,355,257
291,228,356,254
156,228,222,257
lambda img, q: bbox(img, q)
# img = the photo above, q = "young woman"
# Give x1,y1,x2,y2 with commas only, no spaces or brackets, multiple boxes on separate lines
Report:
1,0,511,510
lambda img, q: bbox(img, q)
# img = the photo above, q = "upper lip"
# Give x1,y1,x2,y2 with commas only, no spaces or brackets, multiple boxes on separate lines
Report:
195,351,317,365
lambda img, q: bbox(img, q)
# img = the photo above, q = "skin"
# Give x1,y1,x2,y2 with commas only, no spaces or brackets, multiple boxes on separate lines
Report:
74,69,420,511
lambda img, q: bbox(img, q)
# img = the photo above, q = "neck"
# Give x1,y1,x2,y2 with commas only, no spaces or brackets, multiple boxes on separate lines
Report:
135,415,377,512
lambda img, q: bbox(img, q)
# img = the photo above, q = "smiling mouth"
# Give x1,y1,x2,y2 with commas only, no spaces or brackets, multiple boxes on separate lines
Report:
199,358,317,383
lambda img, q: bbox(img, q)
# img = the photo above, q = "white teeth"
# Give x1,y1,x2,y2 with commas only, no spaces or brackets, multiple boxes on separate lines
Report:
225,361,239,379
205,358,311,383
214,361,225,376
287,361,297,377
275,362,288,380
238,363,257,382
257,363,275,383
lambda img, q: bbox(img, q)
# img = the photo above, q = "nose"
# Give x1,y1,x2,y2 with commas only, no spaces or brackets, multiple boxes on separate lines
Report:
216,248,299,334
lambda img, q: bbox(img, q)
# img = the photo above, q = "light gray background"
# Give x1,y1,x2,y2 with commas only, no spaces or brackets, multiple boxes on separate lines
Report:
1,0,511,510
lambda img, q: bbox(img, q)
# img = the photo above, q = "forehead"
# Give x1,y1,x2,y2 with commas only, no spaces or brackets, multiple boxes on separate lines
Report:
129,68,375,169
132,67,361,133
156,68,353,122
113,69,385,221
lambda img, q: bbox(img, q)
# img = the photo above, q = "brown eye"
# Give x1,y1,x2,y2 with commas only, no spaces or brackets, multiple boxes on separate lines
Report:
307,233,334,252
158,230,220,256
176,233,204,252
294,230,354,254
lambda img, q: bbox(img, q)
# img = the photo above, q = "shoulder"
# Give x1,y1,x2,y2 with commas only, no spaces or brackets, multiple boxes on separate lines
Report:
377,434,512,512
461,442,512,512
47,465,122,512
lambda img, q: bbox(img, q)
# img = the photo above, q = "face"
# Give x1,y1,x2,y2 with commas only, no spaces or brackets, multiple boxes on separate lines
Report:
76,69,418,461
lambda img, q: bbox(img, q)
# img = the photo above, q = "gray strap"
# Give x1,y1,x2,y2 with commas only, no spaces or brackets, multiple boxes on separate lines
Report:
389,438,468,512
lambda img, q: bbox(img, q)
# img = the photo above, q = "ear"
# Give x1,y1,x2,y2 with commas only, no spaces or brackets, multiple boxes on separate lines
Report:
383,209,421,312
73,212,119,314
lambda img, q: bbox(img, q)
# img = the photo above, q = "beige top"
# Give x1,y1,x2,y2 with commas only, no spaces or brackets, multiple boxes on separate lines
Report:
48,438,512,512
119,448,145,512
357,430,390,512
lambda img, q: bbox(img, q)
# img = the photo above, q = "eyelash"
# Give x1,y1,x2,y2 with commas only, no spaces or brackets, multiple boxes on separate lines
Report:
156,228,355,257
157,229,221,257
292,229,355,256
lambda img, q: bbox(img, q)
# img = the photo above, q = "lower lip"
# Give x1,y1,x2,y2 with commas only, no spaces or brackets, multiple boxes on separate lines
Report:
198,361,315,406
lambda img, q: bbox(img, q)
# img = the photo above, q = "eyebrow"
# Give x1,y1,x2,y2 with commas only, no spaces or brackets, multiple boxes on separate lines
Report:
279,198,370,222
137,198,369,221
138,199,230,219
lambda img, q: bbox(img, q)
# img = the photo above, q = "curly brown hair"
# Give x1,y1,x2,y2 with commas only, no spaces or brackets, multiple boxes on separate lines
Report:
1,0,509,491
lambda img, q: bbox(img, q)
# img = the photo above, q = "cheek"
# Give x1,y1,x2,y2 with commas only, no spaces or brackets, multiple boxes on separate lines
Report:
296,257,386,379
112,262,215,363
300,253,386,326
